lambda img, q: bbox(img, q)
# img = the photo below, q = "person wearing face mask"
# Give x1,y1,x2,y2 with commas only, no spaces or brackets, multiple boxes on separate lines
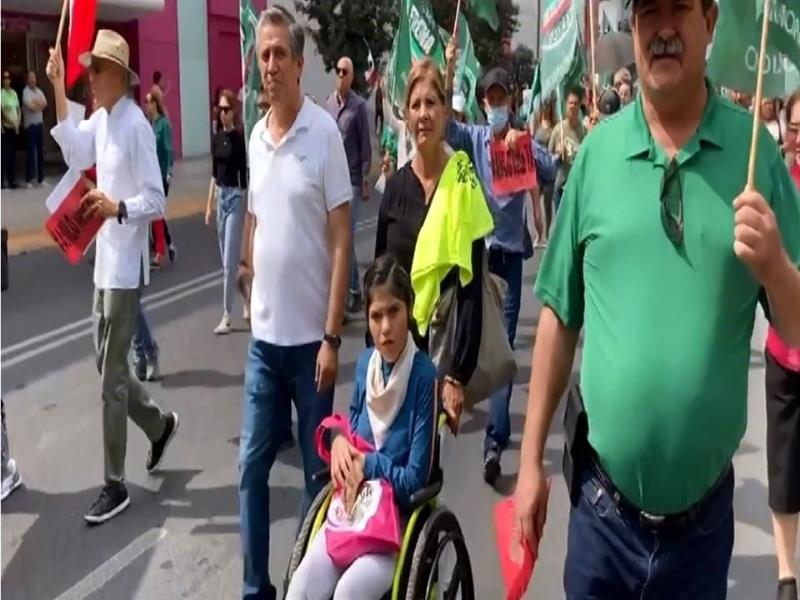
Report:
443,43,556,487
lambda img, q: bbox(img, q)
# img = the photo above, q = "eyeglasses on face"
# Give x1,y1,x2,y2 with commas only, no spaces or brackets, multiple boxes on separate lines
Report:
336,67,348,78
660,158,683,246
218,106,232,114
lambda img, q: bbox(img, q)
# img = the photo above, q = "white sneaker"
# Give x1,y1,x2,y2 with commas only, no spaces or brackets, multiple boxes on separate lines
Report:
1,459,23,501
214,314,232,335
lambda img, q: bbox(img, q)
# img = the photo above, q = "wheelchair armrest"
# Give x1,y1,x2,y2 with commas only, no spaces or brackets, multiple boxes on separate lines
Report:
312,468,331,483
409,479,442,508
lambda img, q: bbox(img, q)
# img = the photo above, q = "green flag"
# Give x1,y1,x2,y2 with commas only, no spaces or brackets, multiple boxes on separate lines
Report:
239,0,262,145
523,62,541,120
468,0,499,31
440,13,483,121
539,0,583,100
386,0,446,112
708,0,800,98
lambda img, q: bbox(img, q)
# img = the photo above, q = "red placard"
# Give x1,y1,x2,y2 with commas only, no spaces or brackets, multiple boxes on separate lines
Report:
490,133,538,197
495,498,536,600
45,176,103,265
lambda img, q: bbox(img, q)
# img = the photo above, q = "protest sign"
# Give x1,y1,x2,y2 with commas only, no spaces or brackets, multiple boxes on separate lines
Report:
45,169,103,265
490,134,538,196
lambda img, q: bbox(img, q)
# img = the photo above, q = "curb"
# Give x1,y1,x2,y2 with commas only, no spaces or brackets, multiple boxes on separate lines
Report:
7,195,208,256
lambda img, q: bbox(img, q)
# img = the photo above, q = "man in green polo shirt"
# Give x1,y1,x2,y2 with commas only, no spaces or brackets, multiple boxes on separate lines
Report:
1,71,20,189
514,0,800,598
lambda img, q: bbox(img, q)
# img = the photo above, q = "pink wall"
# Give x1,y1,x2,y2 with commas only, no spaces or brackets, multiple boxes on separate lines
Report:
207,0,266,114
133,0,182,157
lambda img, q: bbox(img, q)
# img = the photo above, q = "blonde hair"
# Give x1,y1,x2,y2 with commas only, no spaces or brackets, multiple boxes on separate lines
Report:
404,58,447,112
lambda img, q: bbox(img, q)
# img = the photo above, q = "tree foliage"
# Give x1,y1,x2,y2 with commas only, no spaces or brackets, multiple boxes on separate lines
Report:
510,44,535,92
295,0,521,94
294,0,397,95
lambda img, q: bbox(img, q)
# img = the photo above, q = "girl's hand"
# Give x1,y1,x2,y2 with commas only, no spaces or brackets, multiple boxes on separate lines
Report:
330,435,354,490
442,378,465,434
343,451,365,513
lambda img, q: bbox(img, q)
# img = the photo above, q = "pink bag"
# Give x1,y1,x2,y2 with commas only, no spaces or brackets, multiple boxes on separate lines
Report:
315,415,402,569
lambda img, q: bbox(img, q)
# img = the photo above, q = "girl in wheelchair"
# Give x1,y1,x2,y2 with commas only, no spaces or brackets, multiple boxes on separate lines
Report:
286,255,438,600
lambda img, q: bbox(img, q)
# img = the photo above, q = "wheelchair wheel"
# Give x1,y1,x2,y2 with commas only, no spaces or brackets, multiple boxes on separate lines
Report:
283,482,332,598
404,507,474,600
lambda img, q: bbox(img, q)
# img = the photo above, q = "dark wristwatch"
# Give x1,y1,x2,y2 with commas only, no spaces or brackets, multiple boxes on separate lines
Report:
116,201,128,224
323,333,342,350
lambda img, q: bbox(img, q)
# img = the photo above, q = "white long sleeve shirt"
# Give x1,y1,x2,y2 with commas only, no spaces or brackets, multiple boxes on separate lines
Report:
51,96,165,289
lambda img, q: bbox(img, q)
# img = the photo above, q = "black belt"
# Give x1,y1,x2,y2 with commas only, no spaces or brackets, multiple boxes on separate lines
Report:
587,449,732,532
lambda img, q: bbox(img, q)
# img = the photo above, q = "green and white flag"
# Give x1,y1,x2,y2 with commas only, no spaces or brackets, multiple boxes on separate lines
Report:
539,0,584,100
708,0,800,98
239,0,262,145
386,0,446,113
440,13,483,121
468,0,499,31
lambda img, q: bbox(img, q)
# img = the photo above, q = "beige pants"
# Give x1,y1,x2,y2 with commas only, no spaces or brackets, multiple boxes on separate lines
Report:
93,288,166,483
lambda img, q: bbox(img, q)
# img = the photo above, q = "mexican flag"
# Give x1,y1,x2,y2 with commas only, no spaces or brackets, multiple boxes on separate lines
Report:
707,0,800,97
386,0,446,113
239,0,262,145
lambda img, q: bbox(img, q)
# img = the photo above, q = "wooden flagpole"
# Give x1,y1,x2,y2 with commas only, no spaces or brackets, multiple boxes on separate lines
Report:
746,0,772,191
56,0,70,50
453,0,462,38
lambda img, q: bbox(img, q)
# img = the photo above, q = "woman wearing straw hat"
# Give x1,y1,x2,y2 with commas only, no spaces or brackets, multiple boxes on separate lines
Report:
47,29,180,525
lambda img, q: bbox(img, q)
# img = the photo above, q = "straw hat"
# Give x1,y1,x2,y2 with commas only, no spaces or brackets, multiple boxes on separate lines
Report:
78,29,139,86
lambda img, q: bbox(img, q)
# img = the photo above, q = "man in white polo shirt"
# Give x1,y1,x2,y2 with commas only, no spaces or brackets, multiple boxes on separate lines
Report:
236,7,352,600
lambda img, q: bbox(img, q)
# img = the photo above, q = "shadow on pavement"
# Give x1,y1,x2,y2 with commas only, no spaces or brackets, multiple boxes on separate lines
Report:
733,477,773,537
160,369,244,390
0,468,301,600
728,554,777,600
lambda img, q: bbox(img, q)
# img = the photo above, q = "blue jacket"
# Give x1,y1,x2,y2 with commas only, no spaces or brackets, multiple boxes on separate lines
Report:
350,348,438,510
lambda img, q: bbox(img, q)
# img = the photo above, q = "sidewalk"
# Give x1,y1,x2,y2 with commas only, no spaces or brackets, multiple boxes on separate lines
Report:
1,156,212,255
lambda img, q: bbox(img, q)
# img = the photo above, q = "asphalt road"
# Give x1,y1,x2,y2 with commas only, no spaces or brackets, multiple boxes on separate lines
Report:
0,193,789,599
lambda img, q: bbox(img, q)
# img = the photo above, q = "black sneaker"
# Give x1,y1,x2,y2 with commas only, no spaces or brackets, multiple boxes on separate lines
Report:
84,483,130,525
778,578,798,600
147,412,179,472
483,449,502,486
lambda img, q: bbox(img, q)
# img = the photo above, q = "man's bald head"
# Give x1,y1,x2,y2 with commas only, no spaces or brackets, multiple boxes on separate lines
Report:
335,56,354,95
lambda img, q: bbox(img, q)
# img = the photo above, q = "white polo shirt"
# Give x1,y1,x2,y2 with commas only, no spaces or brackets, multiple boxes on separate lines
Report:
248,96,352,346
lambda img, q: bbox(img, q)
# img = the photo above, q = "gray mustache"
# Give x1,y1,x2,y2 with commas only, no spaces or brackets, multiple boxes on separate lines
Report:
650,36,683,57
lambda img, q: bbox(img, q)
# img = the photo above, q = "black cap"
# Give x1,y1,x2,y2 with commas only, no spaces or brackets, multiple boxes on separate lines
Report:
598,89,621,116
482,67,511,94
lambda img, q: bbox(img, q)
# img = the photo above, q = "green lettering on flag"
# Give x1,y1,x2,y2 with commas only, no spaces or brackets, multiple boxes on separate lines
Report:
240,0,262,145
708,0,800,98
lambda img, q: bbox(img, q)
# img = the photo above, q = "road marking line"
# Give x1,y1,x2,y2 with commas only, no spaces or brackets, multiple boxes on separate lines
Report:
2,270,222,357
53,528,168,600
2,215,381,367
2,278,222,368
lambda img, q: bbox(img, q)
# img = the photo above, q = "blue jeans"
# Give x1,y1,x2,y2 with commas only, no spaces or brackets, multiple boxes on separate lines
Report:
564,460,734,599
348,186,361,297
133,302,158,363
216,185,244,316
239,339,334,600
25,123,44,184
484,249,523,454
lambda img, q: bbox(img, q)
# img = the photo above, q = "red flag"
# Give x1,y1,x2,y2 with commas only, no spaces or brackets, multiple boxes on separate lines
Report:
66,0,98,89
494,498,536,600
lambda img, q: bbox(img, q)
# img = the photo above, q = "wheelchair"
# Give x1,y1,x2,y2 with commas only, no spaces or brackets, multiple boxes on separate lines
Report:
283,414,475,600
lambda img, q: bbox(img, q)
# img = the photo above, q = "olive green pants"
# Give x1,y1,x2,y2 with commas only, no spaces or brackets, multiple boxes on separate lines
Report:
93,288,166,484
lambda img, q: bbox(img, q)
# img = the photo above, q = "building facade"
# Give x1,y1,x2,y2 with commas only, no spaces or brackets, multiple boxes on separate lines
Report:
0,0,282,160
